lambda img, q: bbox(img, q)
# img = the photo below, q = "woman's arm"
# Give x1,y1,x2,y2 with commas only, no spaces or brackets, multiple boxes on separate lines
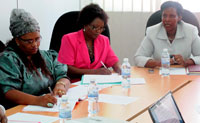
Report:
145,59,161,68
53,78,71,97
112,62,121,74
68,65,111,76
5,90,57,107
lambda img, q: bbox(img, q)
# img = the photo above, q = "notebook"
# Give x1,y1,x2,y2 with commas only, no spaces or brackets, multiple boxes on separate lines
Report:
148,91,185,123
187,65,200,75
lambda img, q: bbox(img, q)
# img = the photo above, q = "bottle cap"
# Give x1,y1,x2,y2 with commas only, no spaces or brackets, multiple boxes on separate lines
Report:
61,95,68,101
123,58,128,62
163,48,168,52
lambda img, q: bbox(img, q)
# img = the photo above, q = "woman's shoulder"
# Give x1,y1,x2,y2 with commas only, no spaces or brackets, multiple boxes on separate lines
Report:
40,50,58,59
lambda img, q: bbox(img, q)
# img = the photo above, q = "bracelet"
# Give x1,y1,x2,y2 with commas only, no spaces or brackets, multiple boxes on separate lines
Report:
56,81,66,88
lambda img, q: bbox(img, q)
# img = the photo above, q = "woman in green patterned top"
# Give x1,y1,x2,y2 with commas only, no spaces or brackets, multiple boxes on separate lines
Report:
0,9,70,109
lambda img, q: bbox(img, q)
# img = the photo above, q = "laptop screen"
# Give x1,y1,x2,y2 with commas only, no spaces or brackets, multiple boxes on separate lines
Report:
148,91,185,123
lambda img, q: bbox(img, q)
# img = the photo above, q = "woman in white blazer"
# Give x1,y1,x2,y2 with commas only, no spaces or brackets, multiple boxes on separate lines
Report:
134,1,200,68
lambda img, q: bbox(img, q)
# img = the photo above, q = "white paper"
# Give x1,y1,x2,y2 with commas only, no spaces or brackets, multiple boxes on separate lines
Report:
130,78,146,85
8,112,59,123
23,105,58,112
82,74,122,84
159,68,186,75
98,94,138,105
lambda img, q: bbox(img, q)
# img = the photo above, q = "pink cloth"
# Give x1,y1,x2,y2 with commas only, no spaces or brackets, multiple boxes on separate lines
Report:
58,29,119,69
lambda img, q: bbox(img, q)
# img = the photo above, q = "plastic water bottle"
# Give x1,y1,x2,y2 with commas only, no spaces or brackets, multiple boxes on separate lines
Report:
121,58,131,88
161,48,170,76
59,95,72,123
88,79,99,116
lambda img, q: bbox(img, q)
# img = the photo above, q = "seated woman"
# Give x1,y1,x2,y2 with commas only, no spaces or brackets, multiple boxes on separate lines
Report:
134,1,200,68
0,9,70,109
58,4,121,80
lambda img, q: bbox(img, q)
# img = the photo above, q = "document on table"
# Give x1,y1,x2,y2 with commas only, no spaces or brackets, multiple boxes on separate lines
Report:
130,78,146,85
99,94,138,105
67,116,128,123
23,105,58,112
81,74,122,85
159,68,187,75
8,112,59,123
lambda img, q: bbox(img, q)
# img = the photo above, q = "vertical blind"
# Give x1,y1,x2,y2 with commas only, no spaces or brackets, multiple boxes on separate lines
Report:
80,0,200,12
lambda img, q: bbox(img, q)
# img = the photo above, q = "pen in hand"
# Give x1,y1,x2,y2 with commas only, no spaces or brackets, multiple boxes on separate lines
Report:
48,86,54,96
101,61,108,69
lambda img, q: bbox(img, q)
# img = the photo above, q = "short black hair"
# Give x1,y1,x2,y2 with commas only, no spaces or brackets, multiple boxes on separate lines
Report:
78,3,108,28
161,1,183,16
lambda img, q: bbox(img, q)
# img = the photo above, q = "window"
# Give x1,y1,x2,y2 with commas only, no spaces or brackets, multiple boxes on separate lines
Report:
80,0,200,12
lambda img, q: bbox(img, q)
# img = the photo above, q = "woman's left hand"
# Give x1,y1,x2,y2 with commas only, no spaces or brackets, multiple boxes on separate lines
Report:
53,84,66,97
173,55,185,65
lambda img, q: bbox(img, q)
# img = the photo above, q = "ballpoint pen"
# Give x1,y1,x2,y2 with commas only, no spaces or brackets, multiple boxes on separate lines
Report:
101,61,108,69
48,86,53,96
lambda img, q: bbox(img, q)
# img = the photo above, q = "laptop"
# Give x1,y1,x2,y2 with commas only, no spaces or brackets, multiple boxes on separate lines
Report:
148,91,185,123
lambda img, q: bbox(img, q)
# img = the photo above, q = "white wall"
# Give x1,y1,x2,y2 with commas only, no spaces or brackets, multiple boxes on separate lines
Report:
0,0,79,50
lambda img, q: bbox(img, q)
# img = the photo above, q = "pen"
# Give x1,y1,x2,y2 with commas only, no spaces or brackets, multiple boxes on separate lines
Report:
101,61,108,69
48,86,53,95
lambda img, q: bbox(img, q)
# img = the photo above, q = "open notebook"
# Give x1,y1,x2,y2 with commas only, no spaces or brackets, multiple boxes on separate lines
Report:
148,91,185,123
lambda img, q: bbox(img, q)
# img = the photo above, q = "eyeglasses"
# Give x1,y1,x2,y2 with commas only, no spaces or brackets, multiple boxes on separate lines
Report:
88,25,105,32
18,36,41,45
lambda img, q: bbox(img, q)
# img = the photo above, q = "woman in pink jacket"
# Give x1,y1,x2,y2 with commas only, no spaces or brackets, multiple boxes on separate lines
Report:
58,4,121,80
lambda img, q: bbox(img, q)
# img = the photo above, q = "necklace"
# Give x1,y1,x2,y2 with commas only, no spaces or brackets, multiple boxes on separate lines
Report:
86,42,95,63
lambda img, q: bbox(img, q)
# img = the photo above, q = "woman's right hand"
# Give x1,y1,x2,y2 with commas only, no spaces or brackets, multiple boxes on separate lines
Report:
94,68,112,75
36,94,57,107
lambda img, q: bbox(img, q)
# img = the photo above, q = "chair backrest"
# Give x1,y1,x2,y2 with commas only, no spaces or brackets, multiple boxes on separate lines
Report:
49,11,110,52
146,9,200,36
0,40,5,52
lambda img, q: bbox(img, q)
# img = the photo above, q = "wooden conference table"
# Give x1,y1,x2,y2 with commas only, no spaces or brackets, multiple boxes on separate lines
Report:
6,66,200,122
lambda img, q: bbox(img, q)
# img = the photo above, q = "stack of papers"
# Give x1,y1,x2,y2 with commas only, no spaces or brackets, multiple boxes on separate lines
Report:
81,74,122,85
159,68,187,75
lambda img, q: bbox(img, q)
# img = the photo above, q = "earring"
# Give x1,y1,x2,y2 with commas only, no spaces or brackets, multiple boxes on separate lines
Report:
83,28,85,32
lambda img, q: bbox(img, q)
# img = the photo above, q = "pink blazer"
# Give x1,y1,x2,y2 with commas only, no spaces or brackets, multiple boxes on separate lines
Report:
58,29,119,69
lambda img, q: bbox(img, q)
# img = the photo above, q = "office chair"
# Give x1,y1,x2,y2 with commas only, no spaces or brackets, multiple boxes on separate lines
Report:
146,9,200,36
0,40,5,52
49,11,110,52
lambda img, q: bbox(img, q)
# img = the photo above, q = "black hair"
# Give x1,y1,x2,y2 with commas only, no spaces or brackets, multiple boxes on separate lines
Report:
78,3,108,28
6,39,52,79
161,1,183,16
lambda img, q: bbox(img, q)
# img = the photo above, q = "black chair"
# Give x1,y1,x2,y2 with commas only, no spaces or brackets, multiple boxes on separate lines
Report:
49,11,110,52
0,40,5,52
146,9,200,36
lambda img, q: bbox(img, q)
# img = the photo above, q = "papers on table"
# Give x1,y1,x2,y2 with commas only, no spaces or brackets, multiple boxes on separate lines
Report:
81,74,122,85
99,94,138,105
67,116,128,123
8,112,59,123
130,78,146,85
23,105,58,112
159,68,187,75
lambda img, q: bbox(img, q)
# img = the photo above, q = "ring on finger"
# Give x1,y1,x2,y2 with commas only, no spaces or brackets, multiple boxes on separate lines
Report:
58,90,62,93
47,103,53,107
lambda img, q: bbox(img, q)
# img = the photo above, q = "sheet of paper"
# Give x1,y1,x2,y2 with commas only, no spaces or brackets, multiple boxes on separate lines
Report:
98,94,138,105
67,116,128,123
81,74,122,84
130,78,146,85
23,105,58,112
159,68,186,75
8,112,59,123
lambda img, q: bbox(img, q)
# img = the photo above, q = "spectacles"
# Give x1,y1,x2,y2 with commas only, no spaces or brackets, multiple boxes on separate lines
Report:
18,36,42,44
89,25,105,32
